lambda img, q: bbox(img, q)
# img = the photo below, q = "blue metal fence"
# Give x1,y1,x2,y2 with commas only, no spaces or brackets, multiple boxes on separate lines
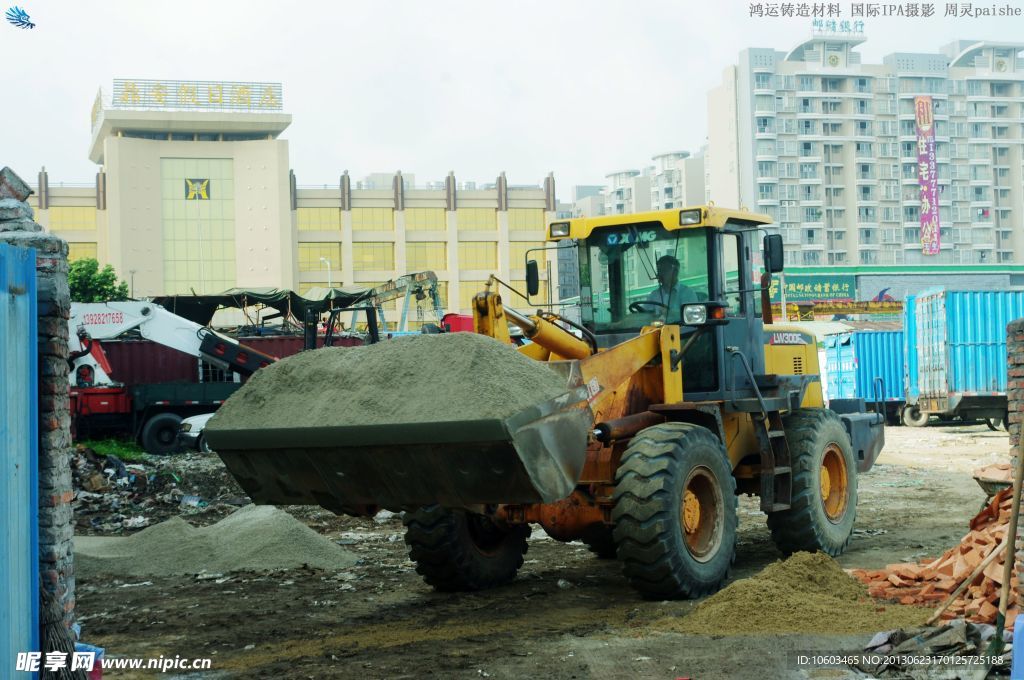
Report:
0,243,38,672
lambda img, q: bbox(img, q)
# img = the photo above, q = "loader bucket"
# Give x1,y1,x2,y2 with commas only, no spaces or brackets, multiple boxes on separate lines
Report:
207,381,595,512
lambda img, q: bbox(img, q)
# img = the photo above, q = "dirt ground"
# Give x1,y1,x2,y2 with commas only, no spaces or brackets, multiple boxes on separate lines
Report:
75,423,1013,679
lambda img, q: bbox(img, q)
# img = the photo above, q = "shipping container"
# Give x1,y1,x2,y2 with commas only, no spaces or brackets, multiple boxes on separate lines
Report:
903,289,1024,427
824,330,905,425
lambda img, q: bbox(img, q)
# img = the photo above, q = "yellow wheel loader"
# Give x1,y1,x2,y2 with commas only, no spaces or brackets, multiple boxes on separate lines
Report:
208,206,884,599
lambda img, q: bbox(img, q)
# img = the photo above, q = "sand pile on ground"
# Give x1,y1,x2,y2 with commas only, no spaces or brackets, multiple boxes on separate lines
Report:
75,505,358,577
660,552,929,636
207,333,568,432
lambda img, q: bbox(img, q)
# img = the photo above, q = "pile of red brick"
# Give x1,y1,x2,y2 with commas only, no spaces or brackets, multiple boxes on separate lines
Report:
851,487,1019,629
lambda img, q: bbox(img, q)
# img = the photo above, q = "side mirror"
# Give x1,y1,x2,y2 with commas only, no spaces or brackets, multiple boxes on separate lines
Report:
526,260,540,296
763,234,784,274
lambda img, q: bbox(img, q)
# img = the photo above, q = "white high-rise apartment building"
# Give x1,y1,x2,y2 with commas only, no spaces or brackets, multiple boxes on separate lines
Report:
708,38,1024,266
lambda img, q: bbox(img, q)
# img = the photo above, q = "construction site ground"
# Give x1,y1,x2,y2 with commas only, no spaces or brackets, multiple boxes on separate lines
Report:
76,423,1011,679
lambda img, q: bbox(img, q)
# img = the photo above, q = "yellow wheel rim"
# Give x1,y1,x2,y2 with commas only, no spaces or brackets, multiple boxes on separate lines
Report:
820,444,849,523
683,490,701,534
679,466,723,563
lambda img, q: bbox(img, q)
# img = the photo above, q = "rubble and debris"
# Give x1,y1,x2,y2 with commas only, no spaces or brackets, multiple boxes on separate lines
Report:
852,619,1012,677
851,487,1020,629
660,552,930,635
71,444,250,534
75,505,359,577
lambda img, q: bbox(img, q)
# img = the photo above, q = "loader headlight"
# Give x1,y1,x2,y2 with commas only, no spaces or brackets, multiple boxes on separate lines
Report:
549,222,570,238
682,302,729,326
679,209,702,226
682,304,707,325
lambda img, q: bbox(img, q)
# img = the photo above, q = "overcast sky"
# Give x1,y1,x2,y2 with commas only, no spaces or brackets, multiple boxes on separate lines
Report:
0,1,1017,196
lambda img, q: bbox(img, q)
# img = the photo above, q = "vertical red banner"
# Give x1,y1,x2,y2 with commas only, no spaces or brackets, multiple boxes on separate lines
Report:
915,96,940,255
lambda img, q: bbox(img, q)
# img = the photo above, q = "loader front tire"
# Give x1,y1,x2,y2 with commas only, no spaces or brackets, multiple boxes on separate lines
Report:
767,409,857,557
612,423,737,599
403,506,529,592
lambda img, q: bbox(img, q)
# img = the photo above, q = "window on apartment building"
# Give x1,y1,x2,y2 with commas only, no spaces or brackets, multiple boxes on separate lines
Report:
509,242,546,269
858,207,877,221
405,242,447,271
508,208,545,232
903,206,919,221
457,242,497,271
800,120,814,134
756,117,773,133
859,251,878,264
296,208,341,231
799,98,812,113
352,242,395,271
799,75,815,90
297,243,341,272
351,207,394,231
804,207,822,222
754,72,773,89
457,207,497,230
404,207,447,231
757,161,777,177
802,251,821,265
799,163,816,178
48,206,97,230
67,242,98,262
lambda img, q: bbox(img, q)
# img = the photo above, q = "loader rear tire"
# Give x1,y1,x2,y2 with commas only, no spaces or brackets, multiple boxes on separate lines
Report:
403,506,529,592
611,423,737,599
767,409,857,557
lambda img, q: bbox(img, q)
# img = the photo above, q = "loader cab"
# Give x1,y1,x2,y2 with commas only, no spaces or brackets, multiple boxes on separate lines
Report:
548,207,774,401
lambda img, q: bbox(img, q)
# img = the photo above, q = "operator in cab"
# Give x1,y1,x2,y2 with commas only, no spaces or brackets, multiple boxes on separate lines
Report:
645,255,700,322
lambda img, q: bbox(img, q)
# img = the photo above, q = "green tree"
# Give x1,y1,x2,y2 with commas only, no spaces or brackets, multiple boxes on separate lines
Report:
68,258,130,302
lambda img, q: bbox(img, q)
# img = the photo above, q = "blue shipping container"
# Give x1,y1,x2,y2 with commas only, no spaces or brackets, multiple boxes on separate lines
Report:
825,331,905,404
905,289,1024,412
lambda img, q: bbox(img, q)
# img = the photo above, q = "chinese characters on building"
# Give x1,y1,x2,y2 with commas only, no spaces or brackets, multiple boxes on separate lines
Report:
110,79,283,111
769,276,856,303
915,96,941,255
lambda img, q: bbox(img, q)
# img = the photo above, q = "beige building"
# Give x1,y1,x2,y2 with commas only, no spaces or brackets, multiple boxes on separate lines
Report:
32,79,558,324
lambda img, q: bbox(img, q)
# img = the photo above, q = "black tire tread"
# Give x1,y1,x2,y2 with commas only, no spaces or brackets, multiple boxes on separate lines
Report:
611,422,737,600
403,506,529,592
766,409,857,556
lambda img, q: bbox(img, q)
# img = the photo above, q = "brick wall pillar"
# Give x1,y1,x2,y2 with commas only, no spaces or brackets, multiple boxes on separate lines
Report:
0,167,75,630
1007,318,1024,610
